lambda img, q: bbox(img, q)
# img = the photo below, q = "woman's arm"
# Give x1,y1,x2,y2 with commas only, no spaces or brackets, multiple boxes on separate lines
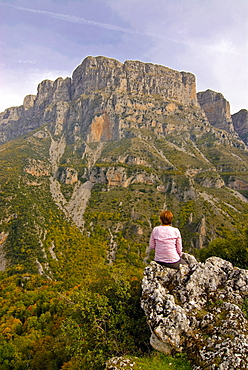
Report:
176,231,183,256
143,229,155,263
149,229,156,250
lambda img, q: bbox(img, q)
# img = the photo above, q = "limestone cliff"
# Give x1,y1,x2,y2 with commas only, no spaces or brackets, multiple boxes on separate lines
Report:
72,56,198,105
0,56,248,370
0,56,199,145
232,109,248,144
1,56,246,148
0,55,247,274
197,89,235,133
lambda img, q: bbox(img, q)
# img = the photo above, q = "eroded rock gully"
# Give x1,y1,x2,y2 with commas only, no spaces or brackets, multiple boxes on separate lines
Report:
141,253,248,369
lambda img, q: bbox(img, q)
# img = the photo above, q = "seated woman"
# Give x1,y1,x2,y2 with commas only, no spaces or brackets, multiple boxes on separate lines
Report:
148,210,186,269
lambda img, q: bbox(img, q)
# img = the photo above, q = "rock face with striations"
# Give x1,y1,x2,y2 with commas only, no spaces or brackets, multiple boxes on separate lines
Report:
0,56,247,258
1,56,247,148
197,89,235,133
232,109,248,144
71,56,198,105
141,253,248,369
0,56,199,145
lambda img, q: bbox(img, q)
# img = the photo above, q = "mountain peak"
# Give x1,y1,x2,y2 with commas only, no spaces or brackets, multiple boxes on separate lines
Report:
1,55,247,146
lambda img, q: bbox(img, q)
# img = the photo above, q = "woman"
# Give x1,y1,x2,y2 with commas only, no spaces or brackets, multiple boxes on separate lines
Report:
148,210,186,269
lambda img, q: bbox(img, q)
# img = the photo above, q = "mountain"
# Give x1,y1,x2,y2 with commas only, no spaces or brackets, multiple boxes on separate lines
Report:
0,55,248,369
232,109,248,145
0,55,248,275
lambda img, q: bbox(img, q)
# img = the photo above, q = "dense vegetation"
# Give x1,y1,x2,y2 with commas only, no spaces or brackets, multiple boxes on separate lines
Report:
0,265,150,369
0,119,248,368
198,227,248,269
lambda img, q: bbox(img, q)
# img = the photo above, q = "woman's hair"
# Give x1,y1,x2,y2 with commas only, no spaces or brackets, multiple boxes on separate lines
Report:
160,210,173,225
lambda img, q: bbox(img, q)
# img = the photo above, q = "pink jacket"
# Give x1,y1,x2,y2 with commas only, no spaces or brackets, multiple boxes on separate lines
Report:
149,225,182,263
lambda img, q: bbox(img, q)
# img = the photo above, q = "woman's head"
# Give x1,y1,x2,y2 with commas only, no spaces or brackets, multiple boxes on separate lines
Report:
160,210,173,225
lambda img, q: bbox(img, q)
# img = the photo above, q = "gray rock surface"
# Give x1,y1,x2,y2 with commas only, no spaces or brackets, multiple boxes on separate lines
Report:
105,356,136,370
197,89,235,133
232,109,248,144
141,253,248,369
0,56,199,145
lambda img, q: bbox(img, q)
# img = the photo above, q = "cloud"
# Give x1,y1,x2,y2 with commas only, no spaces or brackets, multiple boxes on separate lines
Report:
0,0,247,114
0,2,188,45
18,60,36,64
0,3,145,34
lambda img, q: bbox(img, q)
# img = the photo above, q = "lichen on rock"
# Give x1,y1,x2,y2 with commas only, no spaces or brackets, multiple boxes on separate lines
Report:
105,356,136,370
141,253,248,369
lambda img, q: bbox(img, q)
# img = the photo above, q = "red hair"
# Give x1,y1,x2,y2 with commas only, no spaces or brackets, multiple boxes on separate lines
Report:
160,210,173,225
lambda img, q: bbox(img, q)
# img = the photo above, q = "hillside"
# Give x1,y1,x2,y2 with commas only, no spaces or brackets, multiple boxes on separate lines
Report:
0,56,247,369
0,56,248,272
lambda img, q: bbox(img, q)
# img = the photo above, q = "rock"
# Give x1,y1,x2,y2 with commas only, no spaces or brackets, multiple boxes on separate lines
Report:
23,95,36,110
0,232,9,271
141,253,248,369
195,172,225,189
197,89,235,133
0,56,246,149
35,79,54,108
25,158,50,177
89,166,157,187
195,215,206,249
105,356,136,370
0,56,201,145
59,167,78,184
52,77,71,103
72,56,198,106
232,109,248,144
228,176,248,191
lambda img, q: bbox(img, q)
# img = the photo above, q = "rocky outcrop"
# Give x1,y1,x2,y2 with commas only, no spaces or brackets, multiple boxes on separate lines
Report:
72,56,198,106
89,166,158,187
0,232,9,271
194,171,225,189
1,56,246,150
0,56,200,145
232,109,248,144
105,357,136,370
0,77,71,144
228,176,248,191
197,89,235,133
25,158,50,177
59,167,78,185
141,254,248,369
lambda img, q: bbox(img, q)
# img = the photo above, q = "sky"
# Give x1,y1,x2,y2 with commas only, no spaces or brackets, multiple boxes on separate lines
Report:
0,0,247,114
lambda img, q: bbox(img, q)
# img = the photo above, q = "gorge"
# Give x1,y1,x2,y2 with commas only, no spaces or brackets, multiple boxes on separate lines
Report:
0,56,247,369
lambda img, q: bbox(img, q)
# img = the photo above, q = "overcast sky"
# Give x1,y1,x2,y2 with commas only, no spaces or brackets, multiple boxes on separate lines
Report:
0,0,247,114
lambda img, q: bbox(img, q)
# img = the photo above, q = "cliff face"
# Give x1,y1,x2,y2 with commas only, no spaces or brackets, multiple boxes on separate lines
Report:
232,109,248,144
72,56,198,105
0,56,199,145
1,56,247,149
0,55,247,276
197,89,235,133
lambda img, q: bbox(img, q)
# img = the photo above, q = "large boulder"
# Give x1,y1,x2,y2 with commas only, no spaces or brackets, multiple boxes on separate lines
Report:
141,253,248,369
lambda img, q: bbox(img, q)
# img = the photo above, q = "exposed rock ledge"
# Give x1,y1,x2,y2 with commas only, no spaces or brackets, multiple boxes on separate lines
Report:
141,254,248,369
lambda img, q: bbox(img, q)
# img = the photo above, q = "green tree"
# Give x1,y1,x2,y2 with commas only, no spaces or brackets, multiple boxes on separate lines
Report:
198,228,248,269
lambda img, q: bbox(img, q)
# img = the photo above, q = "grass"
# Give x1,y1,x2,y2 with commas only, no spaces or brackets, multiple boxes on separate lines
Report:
128,352,192,370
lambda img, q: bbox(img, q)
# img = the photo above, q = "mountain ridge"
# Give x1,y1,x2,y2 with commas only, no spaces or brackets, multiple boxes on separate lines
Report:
0,55,248,369
0,56,247,146
0,55,248,276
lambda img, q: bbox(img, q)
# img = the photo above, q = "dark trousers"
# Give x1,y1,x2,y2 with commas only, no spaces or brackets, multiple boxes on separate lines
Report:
155,258,187,270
